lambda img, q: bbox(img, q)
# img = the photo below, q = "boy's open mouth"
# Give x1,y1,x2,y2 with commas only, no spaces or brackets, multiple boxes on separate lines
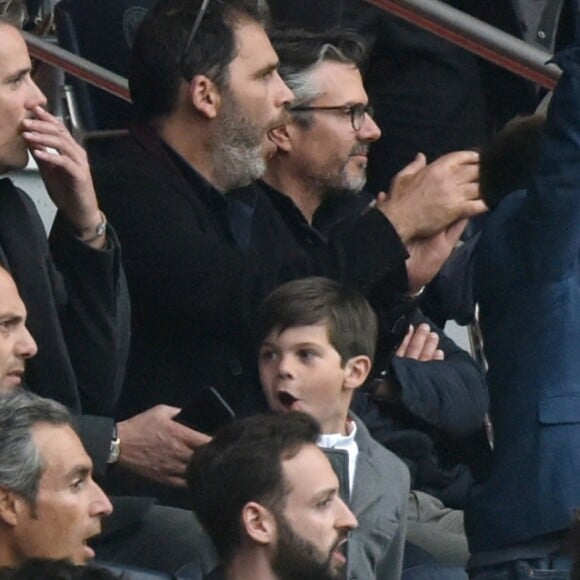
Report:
278,391,298,409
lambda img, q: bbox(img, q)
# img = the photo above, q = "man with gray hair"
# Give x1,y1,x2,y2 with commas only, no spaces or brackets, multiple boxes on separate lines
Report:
244,29,489,568
0,390,113,567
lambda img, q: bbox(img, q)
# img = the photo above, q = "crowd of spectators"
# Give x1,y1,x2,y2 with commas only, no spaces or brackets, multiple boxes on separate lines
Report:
0,0,579,579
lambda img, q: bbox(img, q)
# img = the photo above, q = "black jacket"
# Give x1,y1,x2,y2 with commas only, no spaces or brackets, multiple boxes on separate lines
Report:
95,126,413,421
0,177,147,537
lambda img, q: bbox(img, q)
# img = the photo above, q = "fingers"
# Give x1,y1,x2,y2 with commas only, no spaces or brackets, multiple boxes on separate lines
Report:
462,198,488,218
162,405,212,451
22,120,83,160
173,420,212,450
402,323,441,361
22,106,85,156
395,152,427,178
164,476,188,489
396,325,414,357
458,182,480,202
437,150,480,168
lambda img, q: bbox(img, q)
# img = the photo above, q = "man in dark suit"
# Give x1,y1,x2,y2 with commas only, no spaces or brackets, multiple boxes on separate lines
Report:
0,16,215,574
95,0,485,510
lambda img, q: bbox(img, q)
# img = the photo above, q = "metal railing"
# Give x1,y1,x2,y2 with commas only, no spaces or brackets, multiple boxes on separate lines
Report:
366,0,561,90
23,0,562,103
23,31,130,102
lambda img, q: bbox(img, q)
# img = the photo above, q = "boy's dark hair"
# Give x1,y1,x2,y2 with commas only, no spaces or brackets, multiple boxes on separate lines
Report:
480,114,546,209
129,0,270,122
187,412,320,564
256,277,378,365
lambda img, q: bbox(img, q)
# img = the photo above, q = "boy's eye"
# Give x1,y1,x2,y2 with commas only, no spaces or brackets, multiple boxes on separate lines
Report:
298,349,316,360
259,349,276,361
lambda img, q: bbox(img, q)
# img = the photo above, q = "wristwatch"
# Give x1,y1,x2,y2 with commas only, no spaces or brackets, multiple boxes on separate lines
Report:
78,211,107,244
107,423,121,464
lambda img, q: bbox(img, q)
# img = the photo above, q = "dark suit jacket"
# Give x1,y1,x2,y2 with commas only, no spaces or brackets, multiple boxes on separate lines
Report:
0,178,130,471
94,126,412,421
0,177,146,536
465,42,580,552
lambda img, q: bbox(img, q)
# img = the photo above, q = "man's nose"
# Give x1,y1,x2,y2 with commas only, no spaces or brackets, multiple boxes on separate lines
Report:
358,112,381,143
335,496,358,531
89,479,114,518
16,326,37,360
274,71,294,109
25,77,47,110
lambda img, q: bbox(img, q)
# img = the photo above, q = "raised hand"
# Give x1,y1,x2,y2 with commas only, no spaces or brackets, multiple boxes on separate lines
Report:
376,151,486,244
22,106,104,248
396,323,445,361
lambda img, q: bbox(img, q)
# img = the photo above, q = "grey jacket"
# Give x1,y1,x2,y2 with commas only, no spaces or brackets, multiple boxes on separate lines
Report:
323,414,410,580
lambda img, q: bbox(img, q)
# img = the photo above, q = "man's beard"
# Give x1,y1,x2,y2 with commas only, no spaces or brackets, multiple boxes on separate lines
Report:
314,143,369,199
210,89,267,192
270,512,347,580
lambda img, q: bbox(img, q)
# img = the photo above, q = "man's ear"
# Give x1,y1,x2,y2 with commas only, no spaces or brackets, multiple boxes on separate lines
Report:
268,123,292,153
0,487,21,527
343,355,371,391
241,502,277,546
188,74,221,119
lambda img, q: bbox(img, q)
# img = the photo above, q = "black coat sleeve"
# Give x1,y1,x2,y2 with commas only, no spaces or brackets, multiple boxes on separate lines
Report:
49,213,131,416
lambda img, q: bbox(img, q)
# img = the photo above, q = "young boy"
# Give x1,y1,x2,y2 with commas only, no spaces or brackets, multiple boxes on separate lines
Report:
256,276,411,580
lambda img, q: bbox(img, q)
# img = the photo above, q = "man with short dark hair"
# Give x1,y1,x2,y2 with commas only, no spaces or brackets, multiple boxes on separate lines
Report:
187,412,358,580
0,390,113,567
95,0,293,498
95,1,486,508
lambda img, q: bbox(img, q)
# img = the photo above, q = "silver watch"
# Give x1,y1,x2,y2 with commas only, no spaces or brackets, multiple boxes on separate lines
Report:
107,423,121,464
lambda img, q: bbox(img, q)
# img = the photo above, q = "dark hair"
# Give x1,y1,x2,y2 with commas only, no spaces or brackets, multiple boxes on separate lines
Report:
256,277,378,365
1,558,121,579
480,114,546,209
187,412,320,563
129,0,270,122
270,28,367,128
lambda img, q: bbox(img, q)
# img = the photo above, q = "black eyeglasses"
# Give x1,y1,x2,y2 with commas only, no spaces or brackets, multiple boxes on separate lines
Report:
288,103,375,131
179,0,212,80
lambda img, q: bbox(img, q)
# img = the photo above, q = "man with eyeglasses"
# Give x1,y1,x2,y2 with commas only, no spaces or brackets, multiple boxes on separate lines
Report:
94,0,486,505
240,28,488,569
